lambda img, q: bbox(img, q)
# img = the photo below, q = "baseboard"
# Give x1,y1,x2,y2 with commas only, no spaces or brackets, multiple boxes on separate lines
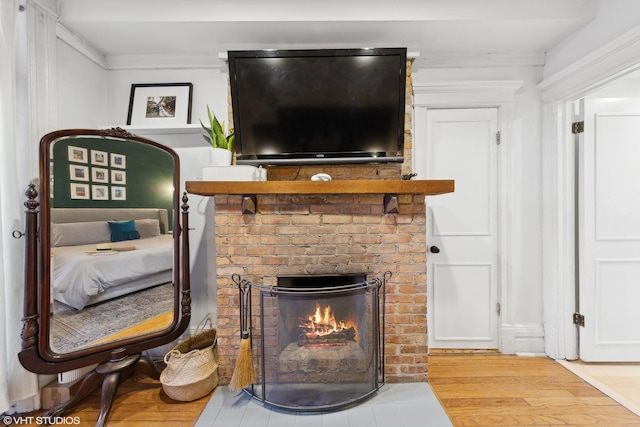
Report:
501,323,545,355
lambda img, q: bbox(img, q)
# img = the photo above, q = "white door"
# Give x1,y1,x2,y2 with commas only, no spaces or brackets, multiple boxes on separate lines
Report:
421,108,499,349
578,98,640,361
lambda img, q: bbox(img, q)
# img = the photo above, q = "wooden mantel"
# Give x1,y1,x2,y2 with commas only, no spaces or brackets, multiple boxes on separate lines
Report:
186,179,454,214
186,179,454,196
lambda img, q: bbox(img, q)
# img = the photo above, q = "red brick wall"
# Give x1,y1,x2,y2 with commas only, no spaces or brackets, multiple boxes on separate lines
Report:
215,192,427,384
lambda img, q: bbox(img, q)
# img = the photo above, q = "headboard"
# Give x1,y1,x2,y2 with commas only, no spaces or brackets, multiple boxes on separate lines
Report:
50,208,170,234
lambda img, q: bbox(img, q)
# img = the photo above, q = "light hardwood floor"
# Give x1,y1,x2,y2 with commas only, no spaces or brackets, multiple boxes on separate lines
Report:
16,355,640,426
429,354,640,426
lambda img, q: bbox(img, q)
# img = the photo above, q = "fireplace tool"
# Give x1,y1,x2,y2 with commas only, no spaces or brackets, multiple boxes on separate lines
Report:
229,275,256,390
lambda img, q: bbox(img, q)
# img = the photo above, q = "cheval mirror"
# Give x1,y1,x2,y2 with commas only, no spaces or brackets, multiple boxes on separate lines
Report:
19,128,191,427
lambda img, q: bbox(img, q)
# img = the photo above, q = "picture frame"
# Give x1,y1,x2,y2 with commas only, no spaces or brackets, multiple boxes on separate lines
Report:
70,183,90,200
92,167,109,183
126,83,193,126
69,165,89,181
91,150,108,166
67,146,88,163
110,153,126,169
111,170,126,185
111,186,127,201
92,185,109,201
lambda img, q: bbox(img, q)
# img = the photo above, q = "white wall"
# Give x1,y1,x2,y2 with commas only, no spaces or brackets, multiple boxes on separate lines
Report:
413,65,545,353
57,40,107,128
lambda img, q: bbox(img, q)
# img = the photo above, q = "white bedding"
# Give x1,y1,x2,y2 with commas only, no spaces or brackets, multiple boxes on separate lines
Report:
52,234,173,310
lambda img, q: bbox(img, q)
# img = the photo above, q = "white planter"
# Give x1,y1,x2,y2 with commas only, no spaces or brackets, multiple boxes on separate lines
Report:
202,165,259,181
209,148,233,166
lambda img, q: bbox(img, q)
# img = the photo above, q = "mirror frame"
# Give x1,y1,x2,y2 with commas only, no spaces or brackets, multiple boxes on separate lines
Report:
19,128,191,374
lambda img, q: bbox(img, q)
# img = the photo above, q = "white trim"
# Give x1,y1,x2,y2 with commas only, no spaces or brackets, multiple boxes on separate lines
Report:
414,52,545,69
413,80,522,354
539,25,640,102
540,25,640,361
106,53,226,70
26,0,57,165
414,80,523,107
56,23,106,69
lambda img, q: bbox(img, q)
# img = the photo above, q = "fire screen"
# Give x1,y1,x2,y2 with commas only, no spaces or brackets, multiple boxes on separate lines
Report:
234,273,388,412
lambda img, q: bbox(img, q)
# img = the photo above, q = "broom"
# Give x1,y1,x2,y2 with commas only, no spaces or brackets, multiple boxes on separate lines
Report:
229,281,256,390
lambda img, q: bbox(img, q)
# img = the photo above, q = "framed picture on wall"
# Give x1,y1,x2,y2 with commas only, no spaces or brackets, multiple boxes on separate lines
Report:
111,186,126,201
92,185,109,200
91,150,108,166
69,165,89,181
110,153,126,169
92,167,109,183
111,170,126,185
67,146,88,163
70,183,89,200
126,82,193,126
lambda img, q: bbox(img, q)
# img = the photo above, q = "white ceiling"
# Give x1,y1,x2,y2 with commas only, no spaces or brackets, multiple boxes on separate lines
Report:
56,0,597,68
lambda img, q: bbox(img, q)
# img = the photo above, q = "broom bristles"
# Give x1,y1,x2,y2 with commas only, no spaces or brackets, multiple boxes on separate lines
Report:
229,337,256,391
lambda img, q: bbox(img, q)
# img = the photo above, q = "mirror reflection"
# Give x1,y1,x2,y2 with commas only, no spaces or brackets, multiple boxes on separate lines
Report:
48,135,176,354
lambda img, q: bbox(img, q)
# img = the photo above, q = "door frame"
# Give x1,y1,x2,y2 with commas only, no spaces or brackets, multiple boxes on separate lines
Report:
539,28,640,360
413,80,522,353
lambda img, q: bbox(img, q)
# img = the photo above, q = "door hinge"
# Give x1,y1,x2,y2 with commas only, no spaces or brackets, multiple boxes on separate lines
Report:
496,131,501,145
496,303,501,316
572,121,584,134
573,312,585,327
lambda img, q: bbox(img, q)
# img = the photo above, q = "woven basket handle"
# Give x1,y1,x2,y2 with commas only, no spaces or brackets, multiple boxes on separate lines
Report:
196,314,214,334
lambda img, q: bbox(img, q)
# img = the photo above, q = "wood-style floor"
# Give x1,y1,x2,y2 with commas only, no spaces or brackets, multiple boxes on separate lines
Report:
429,354,640,426
18,355,640,426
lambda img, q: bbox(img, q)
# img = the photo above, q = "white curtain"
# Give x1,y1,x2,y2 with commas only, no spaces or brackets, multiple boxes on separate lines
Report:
0,0,40,414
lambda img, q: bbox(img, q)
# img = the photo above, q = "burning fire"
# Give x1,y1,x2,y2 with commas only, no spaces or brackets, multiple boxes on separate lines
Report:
298,303,357,346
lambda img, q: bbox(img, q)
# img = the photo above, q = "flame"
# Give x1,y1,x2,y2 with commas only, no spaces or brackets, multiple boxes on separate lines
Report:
299,303,357,341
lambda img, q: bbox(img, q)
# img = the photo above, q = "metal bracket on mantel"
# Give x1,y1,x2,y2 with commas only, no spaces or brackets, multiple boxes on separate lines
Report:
383,194,399,214
242,195,257,215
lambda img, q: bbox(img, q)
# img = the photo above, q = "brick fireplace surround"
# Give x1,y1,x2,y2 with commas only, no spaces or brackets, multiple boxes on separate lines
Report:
213,60,428,385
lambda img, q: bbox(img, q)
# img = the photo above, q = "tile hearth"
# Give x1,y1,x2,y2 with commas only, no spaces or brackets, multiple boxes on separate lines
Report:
194,383,453,427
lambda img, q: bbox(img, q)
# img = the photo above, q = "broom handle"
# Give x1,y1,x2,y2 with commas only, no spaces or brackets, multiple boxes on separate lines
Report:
239,281,251,339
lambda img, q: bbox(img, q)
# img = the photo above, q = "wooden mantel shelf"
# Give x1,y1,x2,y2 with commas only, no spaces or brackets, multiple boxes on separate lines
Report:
186,179,454,214
186,179,454,196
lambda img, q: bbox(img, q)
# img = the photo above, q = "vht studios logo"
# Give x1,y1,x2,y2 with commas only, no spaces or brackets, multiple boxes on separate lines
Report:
3,415,81,425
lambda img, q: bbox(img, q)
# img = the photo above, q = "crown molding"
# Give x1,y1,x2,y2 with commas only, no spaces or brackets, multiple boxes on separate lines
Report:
539,25,640,101
413,80,523,106
56,23,107,69
105,54,226,70
413,52,544,69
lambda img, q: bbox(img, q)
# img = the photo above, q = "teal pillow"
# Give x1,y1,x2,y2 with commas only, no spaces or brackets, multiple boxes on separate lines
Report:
108,220,140,242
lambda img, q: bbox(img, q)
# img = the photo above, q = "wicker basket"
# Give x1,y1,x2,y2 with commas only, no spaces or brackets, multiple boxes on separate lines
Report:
160,319,219,402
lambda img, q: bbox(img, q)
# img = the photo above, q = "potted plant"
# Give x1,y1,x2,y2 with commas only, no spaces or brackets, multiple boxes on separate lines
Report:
200,106,235,165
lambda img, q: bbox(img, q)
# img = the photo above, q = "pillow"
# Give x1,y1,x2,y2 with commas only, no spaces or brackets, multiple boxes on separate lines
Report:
108,220,140,242
135,219,161,239
52,221,111,247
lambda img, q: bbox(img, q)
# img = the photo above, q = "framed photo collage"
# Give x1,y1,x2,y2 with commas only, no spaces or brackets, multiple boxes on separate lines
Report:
67,145,127,201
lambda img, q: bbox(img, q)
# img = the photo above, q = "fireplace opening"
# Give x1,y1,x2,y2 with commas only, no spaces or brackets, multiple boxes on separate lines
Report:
244,273,385,412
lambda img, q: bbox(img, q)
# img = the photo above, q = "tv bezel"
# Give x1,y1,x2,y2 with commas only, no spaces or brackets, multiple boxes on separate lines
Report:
228,48,407,166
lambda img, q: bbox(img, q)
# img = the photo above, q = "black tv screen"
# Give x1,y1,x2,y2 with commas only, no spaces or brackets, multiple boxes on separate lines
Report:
228,48,407,165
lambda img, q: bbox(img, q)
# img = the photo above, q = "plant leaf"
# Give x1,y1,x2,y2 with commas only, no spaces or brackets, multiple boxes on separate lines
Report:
199,120,213,146
227,134,235,152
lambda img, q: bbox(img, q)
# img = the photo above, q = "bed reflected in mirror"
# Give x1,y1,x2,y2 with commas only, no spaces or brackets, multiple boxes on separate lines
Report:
47,134,176,354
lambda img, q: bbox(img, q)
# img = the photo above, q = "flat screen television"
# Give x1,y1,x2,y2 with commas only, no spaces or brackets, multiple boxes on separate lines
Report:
228,48,407,166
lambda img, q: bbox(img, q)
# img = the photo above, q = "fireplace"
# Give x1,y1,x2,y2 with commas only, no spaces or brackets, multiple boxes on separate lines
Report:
240,273,387,412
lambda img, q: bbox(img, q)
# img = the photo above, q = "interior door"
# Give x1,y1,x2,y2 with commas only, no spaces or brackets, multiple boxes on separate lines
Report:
578,98,640,361
422,108,499,349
